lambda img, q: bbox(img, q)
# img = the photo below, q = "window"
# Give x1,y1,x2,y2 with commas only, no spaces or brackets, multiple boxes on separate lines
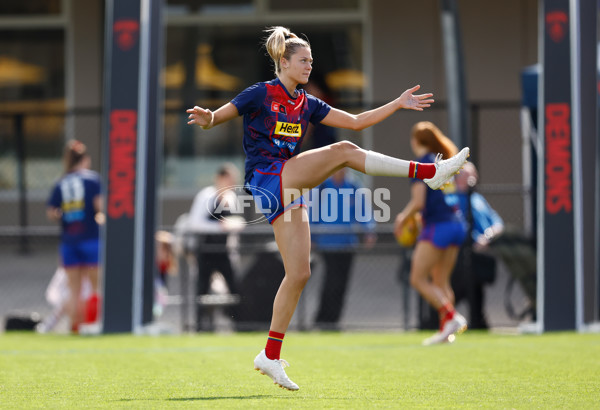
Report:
166,0,254,15
269,0,360,12
0,0,62,15
0,29,65,190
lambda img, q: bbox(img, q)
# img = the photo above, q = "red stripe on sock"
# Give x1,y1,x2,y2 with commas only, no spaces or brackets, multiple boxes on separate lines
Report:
265,331,285,360
415,162,436,179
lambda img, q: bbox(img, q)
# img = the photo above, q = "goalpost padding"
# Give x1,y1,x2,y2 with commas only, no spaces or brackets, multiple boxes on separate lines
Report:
538,0,598,331
101,0,162,333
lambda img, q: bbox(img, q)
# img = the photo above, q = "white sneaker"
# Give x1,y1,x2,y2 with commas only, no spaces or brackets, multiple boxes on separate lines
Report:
443,312,468,337
422,331,456,346
422,314,467,346
423,147,470,190
422,331,445,346
254,349,299,391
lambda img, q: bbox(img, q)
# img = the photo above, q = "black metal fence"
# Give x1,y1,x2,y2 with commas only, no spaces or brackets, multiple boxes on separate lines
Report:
0,223,535,334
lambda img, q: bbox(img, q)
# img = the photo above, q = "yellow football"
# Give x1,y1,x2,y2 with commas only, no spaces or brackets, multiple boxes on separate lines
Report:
396,214,421,247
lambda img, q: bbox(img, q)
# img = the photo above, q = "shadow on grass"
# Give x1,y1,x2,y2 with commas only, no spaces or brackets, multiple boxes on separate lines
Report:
167,395,275,401
116,395,276,402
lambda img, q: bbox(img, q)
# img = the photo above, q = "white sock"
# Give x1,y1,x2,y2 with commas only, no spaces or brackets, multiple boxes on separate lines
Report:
364,150,411,177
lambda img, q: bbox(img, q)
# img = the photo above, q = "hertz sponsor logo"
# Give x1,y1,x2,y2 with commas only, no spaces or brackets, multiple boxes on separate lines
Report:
275,121,301,138
62,200,84,211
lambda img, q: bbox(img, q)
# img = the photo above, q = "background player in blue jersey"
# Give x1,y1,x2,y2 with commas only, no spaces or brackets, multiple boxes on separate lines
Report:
47,140,102,333
394,121,468,346
187,26,470,390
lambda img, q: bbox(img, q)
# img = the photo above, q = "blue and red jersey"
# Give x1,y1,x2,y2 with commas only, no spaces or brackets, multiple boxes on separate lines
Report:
47,169,101,244
231,78,332,185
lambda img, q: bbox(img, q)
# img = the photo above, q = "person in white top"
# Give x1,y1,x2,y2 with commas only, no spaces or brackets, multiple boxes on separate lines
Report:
187,163,243,331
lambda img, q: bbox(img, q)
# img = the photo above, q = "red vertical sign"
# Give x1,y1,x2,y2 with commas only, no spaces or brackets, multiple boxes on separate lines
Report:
101,0,141,333
542,0,576,330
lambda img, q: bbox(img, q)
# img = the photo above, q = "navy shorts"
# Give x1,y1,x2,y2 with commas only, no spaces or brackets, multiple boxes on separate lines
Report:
418,220,467,249
60,238,100,267
246,161,306,224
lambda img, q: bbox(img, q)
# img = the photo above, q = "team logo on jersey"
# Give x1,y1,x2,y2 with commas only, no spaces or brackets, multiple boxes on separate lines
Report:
275,121,302,138
271,102,287,114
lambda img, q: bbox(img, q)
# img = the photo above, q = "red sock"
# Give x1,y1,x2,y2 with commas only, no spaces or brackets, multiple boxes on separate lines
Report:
409,161,436,179
265,331,285,360
85,293,100,323
438,303,455,330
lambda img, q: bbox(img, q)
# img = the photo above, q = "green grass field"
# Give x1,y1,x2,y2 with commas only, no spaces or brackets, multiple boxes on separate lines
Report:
1,331,598,408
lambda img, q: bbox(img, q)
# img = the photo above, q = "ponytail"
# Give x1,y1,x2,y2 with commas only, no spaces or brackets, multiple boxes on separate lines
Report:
264,26,310,76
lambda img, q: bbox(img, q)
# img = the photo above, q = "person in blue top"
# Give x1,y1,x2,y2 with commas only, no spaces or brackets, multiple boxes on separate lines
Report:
394,121,468,346
450,161,504,329
47,140,102,333
187,26,470,390
453,162,504,248
309,168,376,329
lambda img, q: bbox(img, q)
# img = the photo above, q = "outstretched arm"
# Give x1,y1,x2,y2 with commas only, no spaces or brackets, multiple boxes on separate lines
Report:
186,102,239,130
321,85,433,131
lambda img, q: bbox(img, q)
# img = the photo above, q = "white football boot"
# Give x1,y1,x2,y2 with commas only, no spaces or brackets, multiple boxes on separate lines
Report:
254,349,299,391
422,313,467,346
421,332,457,346
424,147,470,190
422,331,448,346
